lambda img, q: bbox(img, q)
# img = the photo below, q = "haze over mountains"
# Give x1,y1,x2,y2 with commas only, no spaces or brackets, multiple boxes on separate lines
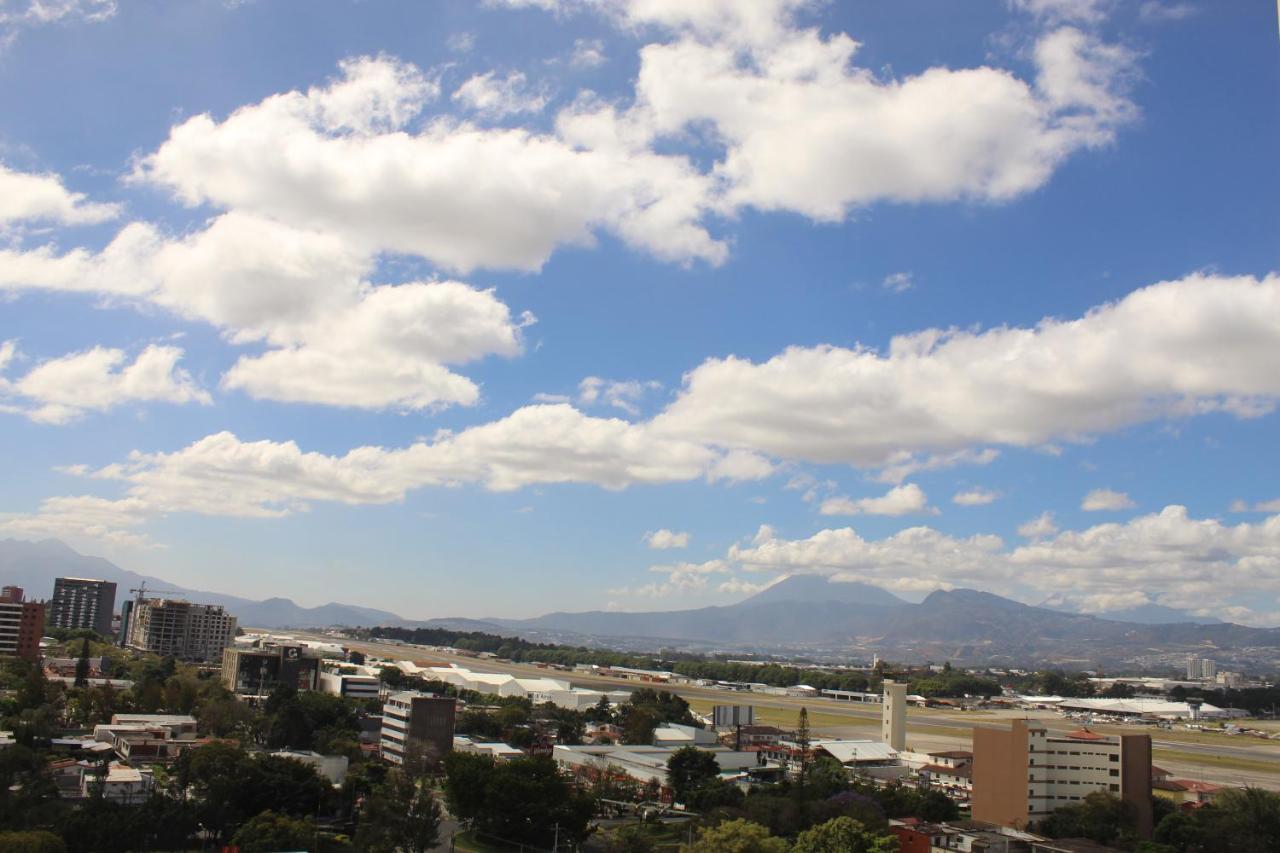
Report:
0,538,401,629
4,539,1276,667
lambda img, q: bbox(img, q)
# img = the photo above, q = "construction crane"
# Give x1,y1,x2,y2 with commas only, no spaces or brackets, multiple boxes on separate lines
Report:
127,582,182,601
120,582,185,649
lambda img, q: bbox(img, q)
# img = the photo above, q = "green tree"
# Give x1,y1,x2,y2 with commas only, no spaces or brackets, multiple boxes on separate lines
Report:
791,817,896,853
1038,791,1136,845
689,778,746,811
805,756,849,799
667,747,722,805
15,662,48,712
474,757,595,848
915,788,960,823
0,831,66,853
230,811,316,853
586,694,614,723
73,638,91,689
195,693,258,738
1103,682,1136,698
622,707,657,744
1199,787,1280,853
795,708,812,788
176,741,329,841
1153,810,1208,851
442,751,495,822
685,819,787,853
605,823,659,853
355,768,442,852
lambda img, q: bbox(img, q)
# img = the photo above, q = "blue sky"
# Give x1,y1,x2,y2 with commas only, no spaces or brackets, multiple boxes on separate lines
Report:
0,0,1277,623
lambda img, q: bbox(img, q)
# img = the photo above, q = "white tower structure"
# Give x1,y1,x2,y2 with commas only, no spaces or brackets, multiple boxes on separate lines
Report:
882,679,907,751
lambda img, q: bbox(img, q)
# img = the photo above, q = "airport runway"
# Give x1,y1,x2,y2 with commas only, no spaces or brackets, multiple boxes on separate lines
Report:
289,631,1280,790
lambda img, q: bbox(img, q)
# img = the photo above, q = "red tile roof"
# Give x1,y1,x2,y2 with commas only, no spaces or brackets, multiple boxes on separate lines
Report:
1065,728,1107,741
921,763,973,778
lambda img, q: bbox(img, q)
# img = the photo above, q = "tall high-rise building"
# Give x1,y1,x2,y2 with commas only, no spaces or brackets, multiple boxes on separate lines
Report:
117,599,133,647
381,692,456,766
972,720,1152,839
881,679,907,751
125,598,237,661
0,586,45,662
1186,657,1216,680
49,577,117,636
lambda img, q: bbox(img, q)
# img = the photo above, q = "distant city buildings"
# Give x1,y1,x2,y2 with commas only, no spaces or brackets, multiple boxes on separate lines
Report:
124,598,236,661
381,692,456,766
1215,670,1244,689
48,577,116,636
972,720,1153,839
1186,656,1216,680
92,714,201,765
0,586,45,661
221,643,321,697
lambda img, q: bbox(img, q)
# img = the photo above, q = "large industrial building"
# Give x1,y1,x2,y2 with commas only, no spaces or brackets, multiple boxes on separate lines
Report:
0,586,44,661
396,662,631,710
221,643,322,697
48,577,116,636
381,692,457,766
554,743,765,800
124,598,237,661
972,720,1153,839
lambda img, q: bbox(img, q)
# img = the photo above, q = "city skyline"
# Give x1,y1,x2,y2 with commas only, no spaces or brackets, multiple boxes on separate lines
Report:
1,1,1278,623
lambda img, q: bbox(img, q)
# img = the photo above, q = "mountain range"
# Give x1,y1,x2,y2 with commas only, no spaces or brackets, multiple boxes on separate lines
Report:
486,576,1280,667
0,538,402,628
4,539,1278,668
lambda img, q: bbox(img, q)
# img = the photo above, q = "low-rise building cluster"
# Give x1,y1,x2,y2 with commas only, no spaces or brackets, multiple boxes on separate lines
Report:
394,661,633,710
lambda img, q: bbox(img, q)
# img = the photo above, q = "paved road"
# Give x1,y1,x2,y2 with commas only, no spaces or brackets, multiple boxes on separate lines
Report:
290,631,1280,789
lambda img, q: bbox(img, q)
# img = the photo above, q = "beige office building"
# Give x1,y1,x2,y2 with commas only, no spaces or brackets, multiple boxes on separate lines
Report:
972,720,1152,839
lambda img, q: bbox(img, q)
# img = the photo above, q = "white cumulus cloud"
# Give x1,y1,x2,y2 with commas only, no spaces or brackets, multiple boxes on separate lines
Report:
1018,511,1059,538
0,213,531,411
819,483,933,517
652,273,1280,470
646,528,690,549
725,505,1280,623
0,343,209,424
0,164,120,226
133,55,725,272
1081,488,1136,511
453,70,549,117
953,488,999,506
